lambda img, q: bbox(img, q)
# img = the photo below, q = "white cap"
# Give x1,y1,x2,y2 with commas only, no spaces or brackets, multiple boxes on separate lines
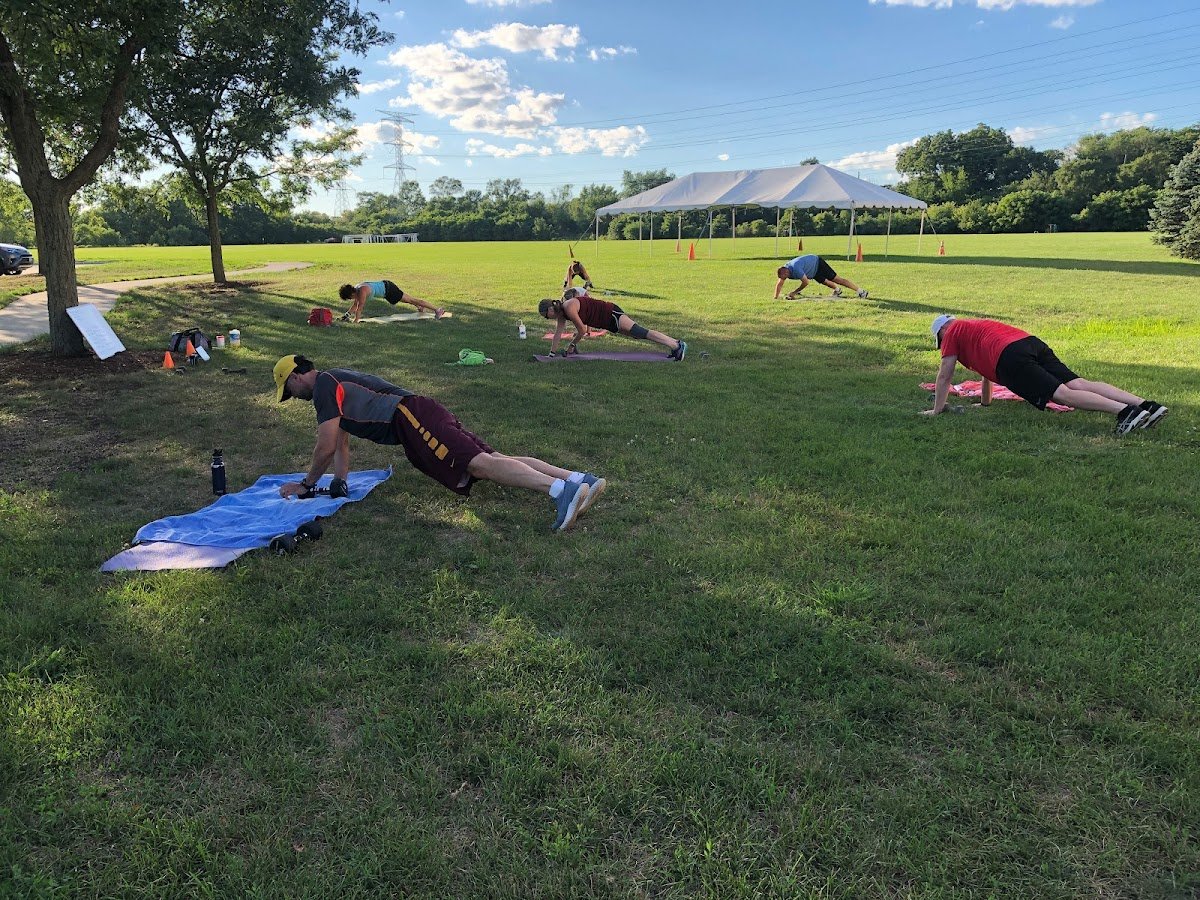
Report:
931,314,955,346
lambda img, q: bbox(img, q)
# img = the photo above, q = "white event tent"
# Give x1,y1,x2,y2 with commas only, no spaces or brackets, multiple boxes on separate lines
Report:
594,163,929,258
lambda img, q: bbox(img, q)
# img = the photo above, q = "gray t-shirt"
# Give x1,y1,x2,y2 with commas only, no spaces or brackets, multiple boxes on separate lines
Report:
312,368,414,444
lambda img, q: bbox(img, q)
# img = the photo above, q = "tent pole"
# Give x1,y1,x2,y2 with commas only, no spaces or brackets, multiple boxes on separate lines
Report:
678,212,682,248
775,207,780,256
639,215,643,251
595,214,600,251
649,212,653,258
732,206,736,243
918,210,926,255
708,210,713,258
846,207,856,260
885,211,893,258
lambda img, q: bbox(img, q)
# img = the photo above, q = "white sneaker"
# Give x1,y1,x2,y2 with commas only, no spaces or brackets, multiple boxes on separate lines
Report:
857,289,869,299
831,287,843,298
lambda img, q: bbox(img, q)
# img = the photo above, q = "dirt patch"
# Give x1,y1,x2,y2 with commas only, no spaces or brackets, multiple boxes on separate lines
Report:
0,349,161,383
178,280,267,295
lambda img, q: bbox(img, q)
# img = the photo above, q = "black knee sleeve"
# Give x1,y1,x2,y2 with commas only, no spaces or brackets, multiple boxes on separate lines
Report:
629,323,649,340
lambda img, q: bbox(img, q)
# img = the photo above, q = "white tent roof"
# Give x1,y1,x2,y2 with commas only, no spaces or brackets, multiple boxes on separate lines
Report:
596,164,926,216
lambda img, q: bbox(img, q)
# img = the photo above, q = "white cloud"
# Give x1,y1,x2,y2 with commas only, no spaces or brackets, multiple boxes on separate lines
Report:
394,9,405,18
1049,13,1074,27
551,125,649,157
465,137,553,158
358,77,403,96
1098,111,1158,131
1007,123,1057,145
466,0,550,6
829,137,920,172
350,121,441,157
717,153,729,161
452,23,582,60
588,45,637,61
385,42,565,137
870,0,1097,7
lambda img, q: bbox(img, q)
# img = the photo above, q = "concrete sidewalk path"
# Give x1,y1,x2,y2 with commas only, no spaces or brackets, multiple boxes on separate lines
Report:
0,261,313,347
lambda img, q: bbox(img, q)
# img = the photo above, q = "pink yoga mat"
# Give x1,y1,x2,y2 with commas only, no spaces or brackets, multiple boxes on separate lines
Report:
533,350,676,362
920,381,1072,412
542,329,606,340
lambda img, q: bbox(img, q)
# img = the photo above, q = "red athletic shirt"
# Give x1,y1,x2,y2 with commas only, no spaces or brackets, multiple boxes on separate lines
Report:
573,295,617,330
939,319,1030,383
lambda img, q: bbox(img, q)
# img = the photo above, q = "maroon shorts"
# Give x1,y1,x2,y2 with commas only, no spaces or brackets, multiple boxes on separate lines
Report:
393,396,493,496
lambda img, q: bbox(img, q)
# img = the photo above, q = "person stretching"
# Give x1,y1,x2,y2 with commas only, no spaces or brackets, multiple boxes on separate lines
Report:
338,279,446,323
925,314,1167,434
272,355,605,531
774,254,867,299
563,259,594,290
538,286,686,361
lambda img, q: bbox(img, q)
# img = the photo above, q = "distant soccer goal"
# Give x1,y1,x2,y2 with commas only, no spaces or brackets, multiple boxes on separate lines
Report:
342,233,420,244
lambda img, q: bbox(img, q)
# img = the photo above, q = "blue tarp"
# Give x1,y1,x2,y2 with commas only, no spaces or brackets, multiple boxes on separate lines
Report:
133,469,392,549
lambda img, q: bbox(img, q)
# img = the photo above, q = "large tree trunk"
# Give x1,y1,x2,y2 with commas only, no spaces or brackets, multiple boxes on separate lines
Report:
34,189,85,356
205,190,226,283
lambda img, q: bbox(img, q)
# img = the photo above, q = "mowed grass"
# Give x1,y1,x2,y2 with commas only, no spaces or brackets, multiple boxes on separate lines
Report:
1,233,1198,898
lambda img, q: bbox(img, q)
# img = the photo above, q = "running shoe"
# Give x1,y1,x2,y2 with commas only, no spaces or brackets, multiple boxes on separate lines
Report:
578,473,606,514
1138,400,1168,429
551,481,589,531
831,287,843,298
672,340,687,361
1115,404,1149,435
857,289,869,298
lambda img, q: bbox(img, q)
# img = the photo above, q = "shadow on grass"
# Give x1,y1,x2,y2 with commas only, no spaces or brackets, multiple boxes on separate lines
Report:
741,253,1200,277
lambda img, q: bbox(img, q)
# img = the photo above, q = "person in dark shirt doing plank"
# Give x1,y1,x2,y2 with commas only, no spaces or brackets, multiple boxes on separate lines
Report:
272,355,605,531
538,286,687,360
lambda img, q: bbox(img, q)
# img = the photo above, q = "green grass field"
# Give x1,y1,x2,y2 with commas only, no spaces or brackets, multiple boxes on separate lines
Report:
2,233,1198,897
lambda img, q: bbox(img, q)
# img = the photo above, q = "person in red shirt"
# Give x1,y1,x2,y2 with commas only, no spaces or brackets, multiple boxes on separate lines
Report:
925,315,1167,434
538,287,687,360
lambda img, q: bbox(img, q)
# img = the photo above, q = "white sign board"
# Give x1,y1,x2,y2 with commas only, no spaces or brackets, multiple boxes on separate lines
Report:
66,303,126,360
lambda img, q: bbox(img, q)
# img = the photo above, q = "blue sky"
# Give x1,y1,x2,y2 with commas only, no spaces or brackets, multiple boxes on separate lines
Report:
303,0,1200,213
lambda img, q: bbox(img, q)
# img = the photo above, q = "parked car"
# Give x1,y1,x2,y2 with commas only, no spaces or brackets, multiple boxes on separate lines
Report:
1,242,35,275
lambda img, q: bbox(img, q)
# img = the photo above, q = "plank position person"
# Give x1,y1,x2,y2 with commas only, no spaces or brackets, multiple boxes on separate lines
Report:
925,314,1167,434
773,254,868,299
272,355,606,531
538,286,687,360
563,259,594,290
338,279,446,323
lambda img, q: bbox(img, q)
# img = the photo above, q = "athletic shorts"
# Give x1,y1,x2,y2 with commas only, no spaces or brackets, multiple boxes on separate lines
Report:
382,280,405,304
392,396,493,496
994,335,1079,410
603,304,626,333
814,258,837,283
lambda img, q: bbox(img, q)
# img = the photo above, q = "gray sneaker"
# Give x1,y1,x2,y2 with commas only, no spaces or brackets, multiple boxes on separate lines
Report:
551,480,589,531
578,473,606,514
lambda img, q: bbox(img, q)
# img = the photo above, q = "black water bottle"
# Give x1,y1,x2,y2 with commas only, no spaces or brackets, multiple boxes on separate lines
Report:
211,449,226,495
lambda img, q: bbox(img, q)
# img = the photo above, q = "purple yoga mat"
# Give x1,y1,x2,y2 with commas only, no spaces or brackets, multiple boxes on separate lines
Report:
101,542,249,572
532,350,675,362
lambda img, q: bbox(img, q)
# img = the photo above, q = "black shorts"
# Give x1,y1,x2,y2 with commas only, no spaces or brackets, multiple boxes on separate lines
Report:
382,280,405,304
814,257,837,283
603,304,625,333
995,336,1079,410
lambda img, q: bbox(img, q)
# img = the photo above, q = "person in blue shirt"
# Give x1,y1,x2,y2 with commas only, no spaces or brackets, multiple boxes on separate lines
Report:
338,279,446,323
773,254,868,300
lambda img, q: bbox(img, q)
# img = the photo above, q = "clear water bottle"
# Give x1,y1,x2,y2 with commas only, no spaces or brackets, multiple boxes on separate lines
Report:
211,449,226,495
518,322,527,339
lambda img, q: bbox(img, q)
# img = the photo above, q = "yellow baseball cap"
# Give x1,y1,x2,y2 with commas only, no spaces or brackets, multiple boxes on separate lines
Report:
273,354,303,402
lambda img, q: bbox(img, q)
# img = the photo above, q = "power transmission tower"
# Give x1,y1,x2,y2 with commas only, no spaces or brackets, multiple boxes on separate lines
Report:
332,180,354,218
379,110,416,197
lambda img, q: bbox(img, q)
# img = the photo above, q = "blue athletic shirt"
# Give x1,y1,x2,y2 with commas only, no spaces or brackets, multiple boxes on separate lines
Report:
312,369,414,444
786,255,820,279
358,280,387,298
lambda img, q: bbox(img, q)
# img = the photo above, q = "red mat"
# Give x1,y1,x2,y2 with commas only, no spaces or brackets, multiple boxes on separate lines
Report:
920,381,1072,412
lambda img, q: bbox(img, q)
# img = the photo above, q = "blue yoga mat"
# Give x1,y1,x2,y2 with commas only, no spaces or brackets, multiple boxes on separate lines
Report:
133,469,392,549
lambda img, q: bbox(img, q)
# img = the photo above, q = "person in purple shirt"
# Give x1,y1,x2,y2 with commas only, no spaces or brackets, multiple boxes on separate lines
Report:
773,254,867,300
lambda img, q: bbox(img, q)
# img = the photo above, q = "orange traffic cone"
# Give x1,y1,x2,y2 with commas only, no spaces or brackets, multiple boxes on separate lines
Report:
855,242,864,263
687,242,696,261
798,239,803,252
185,339,196,357
162,351,175,369
938,240,946,256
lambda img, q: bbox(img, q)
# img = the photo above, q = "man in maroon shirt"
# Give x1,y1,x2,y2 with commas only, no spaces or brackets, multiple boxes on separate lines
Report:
271,355,606,531
538,287,686,360
925,315,1167,434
